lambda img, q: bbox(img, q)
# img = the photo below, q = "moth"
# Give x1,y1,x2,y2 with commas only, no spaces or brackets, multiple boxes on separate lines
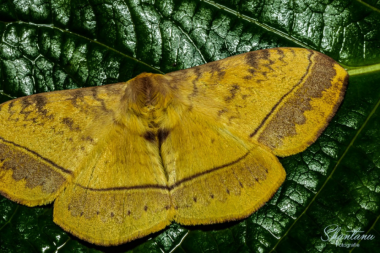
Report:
0,48,348,246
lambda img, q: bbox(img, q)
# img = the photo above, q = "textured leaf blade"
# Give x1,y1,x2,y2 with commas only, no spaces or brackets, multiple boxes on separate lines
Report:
0,0,380,252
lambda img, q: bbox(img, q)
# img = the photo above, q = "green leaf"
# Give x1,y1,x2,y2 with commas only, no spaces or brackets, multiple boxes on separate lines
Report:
0,0,379,252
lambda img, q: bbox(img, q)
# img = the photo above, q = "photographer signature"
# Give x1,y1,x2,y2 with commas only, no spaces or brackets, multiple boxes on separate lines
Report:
321,224,375,247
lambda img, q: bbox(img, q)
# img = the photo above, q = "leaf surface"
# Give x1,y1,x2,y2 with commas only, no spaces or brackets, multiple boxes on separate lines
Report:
0,0,380,252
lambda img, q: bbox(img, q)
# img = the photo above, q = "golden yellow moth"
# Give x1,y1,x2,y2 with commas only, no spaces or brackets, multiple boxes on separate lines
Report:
0,48,348,246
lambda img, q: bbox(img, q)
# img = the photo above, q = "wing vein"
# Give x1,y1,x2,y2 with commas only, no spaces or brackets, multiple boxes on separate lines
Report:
0,136,72,175
249,50,314,138
168,151,250,190
74,151,250,191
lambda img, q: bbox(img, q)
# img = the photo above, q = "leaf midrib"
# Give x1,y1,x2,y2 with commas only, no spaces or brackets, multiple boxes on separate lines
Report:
356,0,380,14
2,6,380,78
0,205,19,231
349,215,380,253
201,0,310,48
0,21,164,74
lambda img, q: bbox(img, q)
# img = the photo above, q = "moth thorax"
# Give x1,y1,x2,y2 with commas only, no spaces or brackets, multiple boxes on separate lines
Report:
126,73,173,115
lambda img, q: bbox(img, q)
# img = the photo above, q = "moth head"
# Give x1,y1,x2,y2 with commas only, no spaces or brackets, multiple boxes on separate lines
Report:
124,73,174,114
